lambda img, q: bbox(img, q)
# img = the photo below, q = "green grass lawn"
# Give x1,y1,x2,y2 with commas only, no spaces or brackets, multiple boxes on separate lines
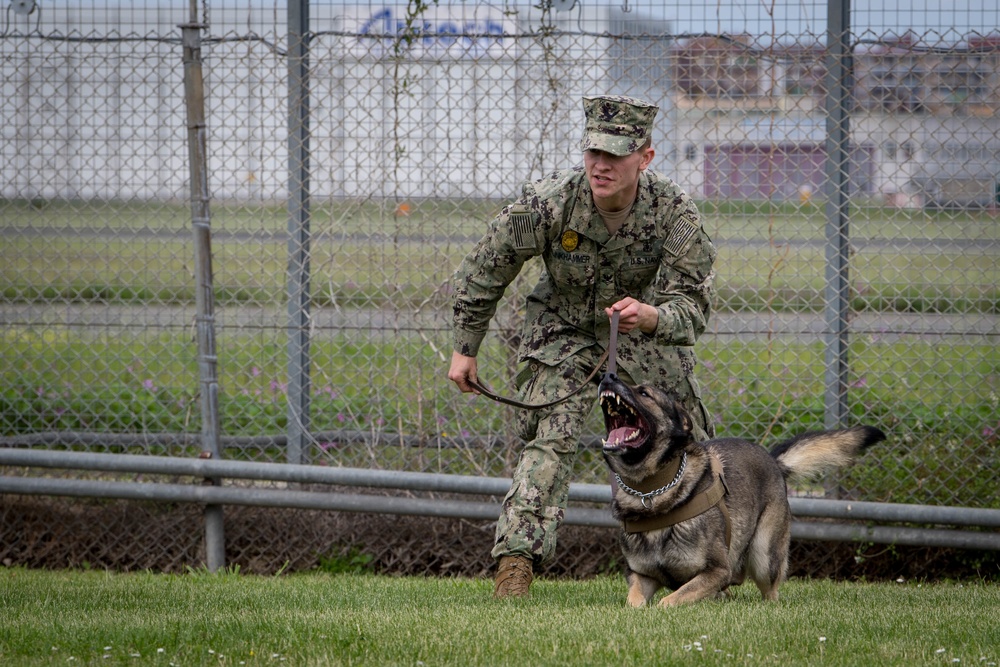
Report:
2,196,998,506
1,568,997,666
3,326,998,505
6,197,1000,242
3,198,999,311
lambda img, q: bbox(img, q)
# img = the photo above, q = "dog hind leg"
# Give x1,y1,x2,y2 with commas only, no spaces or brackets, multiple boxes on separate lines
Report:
747,505,790,601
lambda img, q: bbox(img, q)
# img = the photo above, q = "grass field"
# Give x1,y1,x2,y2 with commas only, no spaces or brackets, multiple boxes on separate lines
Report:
3,327,998,505
2,568,998,666
5,197,1000,240
3,305,998,507
2,197,998,506
2,198,999,311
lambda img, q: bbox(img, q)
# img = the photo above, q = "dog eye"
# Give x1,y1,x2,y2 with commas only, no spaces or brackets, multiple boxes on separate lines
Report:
636,388,649,397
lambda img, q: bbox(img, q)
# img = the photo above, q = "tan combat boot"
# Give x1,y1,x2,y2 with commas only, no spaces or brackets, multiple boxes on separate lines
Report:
494,555,533,599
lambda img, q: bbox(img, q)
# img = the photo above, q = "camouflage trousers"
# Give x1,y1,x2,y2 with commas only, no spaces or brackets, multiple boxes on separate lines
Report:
491,346,711,565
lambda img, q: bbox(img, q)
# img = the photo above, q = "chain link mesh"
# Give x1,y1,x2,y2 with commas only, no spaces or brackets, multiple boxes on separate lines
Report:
1,0,998,576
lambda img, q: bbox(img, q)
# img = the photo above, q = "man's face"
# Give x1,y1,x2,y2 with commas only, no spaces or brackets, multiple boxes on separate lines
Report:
583,145,655,211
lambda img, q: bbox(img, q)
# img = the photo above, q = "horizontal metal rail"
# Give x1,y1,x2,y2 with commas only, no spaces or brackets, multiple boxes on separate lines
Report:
787,496,1000,528
788,522,1000,550
0,447,518,496
2,448,998,550
3,474,998,551
0,430,546,451
0,475,610,526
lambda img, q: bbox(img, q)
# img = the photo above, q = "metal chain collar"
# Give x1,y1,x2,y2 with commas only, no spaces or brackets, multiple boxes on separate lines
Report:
613,451,687,509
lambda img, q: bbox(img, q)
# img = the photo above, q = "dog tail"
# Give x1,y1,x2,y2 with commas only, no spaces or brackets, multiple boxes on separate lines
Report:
770,425,886,484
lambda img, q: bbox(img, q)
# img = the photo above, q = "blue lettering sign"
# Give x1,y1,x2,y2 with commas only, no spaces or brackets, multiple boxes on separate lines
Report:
357,7,506,57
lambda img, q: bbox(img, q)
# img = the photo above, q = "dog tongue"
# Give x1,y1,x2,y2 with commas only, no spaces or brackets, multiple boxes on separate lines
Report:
606,427,636,446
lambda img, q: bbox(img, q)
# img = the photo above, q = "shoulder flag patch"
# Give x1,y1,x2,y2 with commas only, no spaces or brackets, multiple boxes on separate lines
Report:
509,204,536,251
664,213,699,256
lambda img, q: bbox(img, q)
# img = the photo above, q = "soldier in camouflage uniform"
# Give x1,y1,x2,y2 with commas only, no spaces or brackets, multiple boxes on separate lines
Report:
448,95,717,598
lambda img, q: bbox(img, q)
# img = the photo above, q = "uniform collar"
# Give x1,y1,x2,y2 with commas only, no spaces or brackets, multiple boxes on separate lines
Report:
568,171,650,248
568,177,610,245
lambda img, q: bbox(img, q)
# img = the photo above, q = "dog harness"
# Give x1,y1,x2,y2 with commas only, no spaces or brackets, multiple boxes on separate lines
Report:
618,453,732,548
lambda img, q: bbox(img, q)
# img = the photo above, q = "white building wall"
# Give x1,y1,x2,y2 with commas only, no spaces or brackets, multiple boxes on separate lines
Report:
5,4,998,205
4,3,668,202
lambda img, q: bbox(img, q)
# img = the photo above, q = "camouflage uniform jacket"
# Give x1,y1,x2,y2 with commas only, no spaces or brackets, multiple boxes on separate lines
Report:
452,167,716,392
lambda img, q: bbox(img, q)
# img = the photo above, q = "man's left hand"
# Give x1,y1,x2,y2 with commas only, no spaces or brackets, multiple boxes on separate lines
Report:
606,297,659,335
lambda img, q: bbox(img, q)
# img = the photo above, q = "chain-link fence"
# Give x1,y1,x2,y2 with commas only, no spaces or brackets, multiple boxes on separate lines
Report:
1,0,998,577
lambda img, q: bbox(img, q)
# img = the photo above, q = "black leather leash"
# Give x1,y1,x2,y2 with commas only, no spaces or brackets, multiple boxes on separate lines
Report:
467,310,621,411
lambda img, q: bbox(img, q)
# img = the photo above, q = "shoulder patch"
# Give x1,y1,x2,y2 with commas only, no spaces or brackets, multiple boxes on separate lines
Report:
664,213,699,256
508,204,536,251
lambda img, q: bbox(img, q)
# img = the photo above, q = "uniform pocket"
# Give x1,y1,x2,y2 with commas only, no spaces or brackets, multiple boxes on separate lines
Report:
618,257,658,294
514,361,542,441
514,361,538,390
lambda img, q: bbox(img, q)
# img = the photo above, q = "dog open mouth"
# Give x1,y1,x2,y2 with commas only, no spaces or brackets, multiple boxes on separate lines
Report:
600,386,650,452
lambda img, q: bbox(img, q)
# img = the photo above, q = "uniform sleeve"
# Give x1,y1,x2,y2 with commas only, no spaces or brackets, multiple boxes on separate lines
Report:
452,192,544,357
648,196,717,347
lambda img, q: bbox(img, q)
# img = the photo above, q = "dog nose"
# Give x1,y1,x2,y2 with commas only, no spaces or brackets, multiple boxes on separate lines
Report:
599,371,619,386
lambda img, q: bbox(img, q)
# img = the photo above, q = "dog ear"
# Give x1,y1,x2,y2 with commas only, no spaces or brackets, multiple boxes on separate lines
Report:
666,396,694,438
678,409,692,435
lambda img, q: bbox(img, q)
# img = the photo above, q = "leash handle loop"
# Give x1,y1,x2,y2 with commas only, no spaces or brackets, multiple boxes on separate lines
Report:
606,309,619,377
467,309,621,411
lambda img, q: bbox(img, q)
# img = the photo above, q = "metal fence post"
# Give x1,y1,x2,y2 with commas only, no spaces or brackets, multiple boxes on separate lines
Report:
180,3,225,572
823,0,853,429
286,0,311,465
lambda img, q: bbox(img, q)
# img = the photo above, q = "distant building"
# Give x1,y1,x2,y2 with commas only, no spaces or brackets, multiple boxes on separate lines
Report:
3,3,997,207
1,3,672,202
853,33,1000,207
666,33,1000,206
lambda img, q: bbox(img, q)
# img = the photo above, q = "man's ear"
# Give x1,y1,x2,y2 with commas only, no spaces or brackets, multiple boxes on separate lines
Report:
639,147,655,171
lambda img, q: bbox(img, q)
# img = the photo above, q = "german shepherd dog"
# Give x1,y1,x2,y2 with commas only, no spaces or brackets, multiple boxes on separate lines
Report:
598,372,885,607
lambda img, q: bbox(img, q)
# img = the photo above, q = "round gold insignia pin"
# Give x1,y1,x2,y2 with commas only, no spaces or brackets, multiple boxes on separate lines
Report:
561,230,579,252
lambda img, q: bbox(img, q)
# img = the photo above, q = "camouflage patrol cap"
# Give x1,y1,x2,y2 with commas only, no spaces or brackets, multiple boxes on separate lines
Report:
580,95,659,156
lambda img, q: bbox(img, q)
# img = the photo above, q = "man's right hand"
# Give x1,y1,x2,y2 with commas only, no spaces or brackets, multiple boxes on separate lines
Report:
448,351,480,394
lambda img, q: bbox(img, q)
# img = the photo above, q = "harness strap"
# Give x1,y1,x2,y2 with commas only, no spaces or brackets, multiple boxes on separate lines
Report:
467,310,620,411
621,454,732,548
